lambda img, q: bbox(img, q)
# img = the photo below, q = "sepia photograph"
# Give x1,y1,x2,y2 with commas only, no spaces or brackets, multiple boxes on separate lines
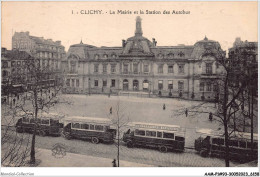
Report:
1,1,259,176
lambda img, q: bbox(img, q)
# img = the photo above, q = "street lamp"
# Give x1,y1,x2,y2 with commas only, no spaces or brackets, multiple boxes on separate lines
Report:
88,78,91,96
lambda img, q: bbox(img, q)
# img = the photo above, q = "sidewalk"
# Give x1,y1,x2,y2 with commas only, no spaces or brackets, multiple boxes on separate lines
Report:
36,148,154,167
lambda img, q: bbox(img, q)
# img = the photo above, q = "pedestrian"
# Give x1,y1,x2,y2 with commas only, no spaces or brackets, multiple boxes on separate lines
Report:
112,159,117,167
163,104,166,110
209,112,213,121
110,107,112,114
185,108,188,117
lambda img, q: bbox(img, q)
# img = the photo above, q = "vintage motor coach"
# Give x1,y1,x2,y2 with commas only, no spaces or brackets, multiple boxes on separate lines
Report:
194,128,258,162
16,112,64,136
123,122,185,153
62,116,116,144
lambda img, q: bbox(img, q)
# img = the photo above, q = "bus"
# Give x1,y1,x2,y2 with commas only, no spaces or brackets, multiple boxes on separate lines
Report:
62,116,116,144
194,128,258,162
123,122,185,153
15,112,64,136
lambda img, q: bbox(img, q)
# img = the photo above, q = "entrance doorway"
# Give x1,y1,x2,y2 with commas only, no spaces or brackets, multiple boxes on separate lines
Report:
123,79,129,91
133,80,139,91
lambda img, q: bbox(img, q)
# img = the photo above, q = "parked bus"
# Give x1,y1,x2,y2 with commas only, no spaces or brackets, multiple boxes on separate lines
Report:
16,112,64,136
123,122,185,153
194,128,258,162
62,116,116,144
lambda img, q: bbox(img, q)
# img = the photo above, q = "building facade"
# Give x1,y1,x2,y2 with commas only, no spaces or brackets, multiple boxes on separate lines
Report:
62,16,225,100
228,38,258,96
12,31,66,84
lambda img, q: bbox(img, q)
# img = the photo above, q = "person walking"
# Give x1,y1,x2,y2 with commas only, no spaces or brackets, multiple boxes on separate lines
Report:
185,108,188,117
163,104,166,110
112,159,117,167
209,112,213,121
110,107,112,114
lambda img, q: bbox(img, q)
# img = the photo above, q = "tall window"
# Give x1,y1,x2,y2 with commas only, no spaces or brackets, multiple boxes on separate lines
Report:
71,79,75,87
178,81,184,92
144,64,149,73
178,64,184,74
168,80,173,90
103,80,107,87
158,80,163,90
94,64,99,73
103,64,107,73
206,63,212,74
111,65,116,73
94,80,98,87
133,64,138,74
71,61,76,73
66,79,70,87
158,64,163,74
123,64,128,74
111,79,116,87
200,82,204,91
168,65,173,73
206,83,212,91
76,79,79,87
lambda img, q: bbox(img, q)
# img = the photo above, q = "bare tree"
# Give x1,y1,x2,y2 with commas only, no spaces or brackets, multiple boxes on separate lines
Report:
12,56,66,165
108,100,130,167
1,104,31,167
173,48,252,167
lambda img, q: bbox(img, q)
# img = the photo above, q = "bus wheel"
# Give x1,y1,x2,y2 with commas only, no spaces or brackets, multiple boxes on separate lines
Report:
65,134,72,140
16,127,23,133
159,146,168,153
200,150,209,157
39,130,46,137
91,137,99,144
126,141,134,148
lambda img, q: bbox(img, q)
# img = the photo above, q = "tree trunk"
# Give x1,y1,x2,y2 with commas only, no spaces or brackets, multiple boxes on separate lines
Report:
30,125,36,164
223,79,230,167
30,89,38,164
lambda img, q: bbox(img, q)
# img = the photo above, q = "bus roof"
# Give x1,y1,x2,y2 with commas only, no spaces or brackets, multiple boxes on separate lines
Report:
128,122,181,132
196,128,258,141
63,116,113,124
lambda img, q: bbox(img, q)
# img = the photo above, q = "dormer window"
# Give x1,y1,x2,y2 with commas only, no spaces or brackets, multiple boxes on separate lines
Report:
111,54,117,59
167,53,174,59
158,53,164,59
178,52,185,57
103,54,108,59
95,54,99,60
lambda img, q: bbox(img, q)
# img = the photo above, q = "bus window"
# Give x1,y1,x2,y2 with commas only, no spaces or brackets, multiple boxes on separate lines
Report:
163,132,174,139
247,142,257,149
81,124,89,130
157,131,162,138
50,119,59,125
95,125,104,131
135,129,145,136
41,119,50,125
239,141,246,148
212,138,224,145
22,117,29,123
253,142,258,149
175,136,184,141
230,140,238,147
90,124,94,130
72,123,80,129
146,130,156,137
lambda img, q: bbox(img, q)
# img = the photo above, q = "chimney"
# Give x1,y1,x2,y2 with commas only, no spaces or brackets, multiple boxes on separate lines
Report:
122,39,126,47
152,38,157,47
56,41,61,45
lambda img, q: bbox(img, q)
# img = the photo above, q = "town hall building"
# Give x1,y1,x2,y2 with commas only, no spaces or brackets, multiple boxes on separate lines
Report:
62,16,225,100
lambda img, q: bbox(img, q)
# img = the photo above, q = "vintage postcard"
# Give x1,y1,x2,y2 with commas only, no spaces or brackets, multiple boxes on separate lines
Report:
1,1,258,176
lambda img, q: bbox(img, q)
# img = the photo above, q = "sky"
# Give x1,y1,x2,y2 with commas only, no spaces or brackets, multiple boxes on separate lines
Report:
1,1,258,52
